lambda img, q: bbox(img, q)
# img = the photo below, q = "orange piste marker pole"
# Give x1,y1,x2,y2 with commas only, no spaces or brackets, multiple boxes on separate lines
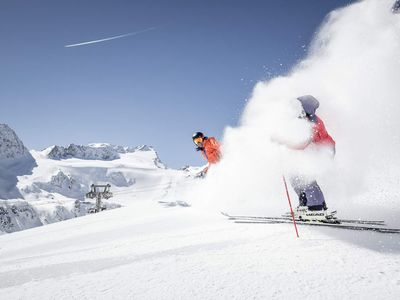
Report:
282,175,300,238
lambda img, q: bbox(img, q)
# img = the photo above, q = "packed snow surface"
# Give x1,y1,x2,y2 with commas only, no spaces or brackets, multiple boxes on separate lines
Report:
0,201,399,299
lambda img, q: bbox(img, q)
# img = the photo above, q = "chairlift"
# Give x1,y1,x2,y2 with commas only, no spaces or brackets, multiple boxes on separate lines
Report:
85,184,113,213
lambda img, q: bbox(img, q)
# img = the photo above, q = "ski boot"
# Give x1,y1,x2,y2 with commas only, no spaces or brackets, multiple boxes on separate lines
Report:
295,206,338,223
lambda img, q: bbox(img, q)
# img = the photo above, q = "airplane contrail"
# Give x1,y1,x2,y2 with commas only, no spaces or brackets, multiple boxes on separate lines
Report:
65,27,157,48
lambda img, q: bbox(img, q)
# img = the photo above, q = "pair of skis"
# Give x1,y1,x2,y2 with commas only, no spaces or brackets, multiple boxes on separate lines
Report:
221,212,400,234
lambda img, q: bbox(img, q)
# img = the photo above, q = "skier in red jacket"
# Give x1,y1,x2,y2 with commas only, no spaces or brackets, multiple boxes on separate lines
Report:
192,132,221,175
274,95,336,220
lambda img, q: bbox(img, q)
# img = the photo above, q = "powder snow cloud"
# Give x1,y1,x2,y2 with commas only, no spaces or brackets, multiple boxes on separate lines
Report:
187,0,400,218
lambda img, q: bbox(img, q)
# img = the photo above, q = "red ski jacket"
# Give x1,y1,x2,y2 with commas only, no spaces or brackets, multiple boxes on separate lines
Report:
311,117,335,149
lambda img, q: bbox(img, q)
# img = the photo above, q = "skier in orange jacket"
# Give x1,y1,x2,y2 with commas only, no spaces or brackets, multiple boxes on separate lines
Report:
192,132,221,175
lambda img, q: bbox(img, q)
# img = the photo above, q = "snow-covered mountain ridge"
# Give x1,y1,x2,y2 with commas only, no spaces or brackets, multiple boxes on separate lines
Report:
45,143,165,167
0,124,33,160
0,124,37,202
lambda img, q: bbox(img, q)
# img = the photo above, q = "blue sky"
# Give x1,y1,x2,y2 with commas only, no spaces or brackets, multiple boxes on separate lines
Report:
0,0,353,168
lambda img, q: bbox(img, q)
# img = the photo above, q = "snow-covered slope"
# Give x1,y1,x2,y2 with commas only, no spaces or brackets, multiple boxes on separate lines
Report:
0,200,399,299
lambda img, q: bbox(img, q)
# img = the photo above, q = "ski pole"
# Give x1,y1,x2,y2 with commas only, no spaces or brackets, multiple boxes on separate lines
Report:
282,175,300,238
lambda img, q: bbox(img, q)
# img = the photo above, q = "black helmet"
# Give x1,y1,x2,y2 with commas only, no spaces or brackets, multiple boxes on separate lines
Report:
192,132,204,140
192,132,205,146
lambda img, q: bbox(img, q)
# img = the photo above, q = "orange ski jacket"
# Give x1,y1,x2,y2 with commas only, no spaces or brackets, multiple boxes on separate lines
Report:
201,137,221,164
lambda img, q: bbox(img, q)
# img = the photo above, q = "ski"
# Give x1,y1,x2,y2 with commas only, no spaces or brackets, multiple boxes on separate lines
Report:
233,219,400,234
281,212,385,225
221,212,385,226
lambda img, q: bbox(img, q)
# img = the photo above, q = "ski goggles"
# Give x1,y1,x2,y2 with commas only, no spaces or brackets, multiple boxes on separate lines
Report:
193,137,203,146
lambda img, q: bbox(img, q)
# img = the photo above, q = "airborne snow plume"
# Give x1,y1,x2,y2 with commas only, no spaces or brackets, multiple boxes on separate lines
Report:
188,0,400,220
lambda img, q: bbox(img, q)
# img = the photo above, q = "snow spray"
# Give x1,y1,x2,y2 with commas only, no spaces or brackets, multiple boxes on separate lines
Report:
188,0,400,222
